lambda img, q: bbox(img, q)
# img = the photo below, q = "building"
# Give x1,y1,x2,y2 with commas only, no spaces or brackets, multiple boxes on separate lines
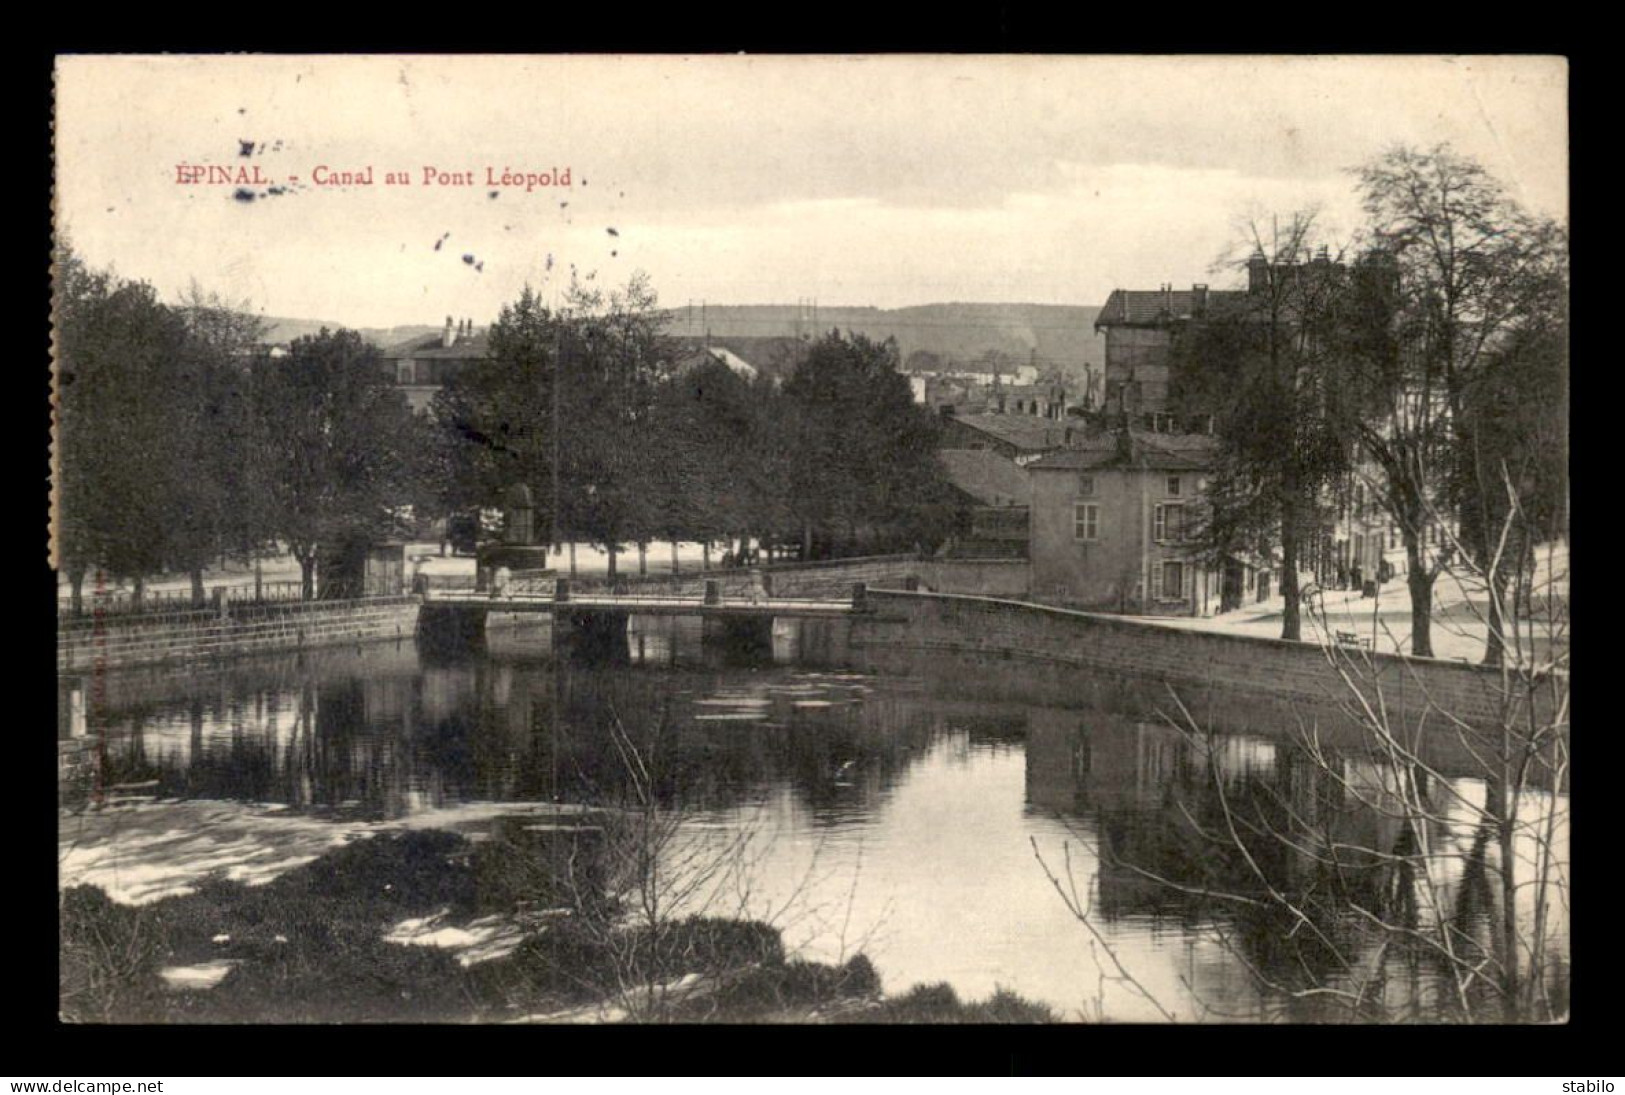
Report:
672,345,760,381
1095,250,1361,418
939,448,1031,557
1329,459,1457,591
1094,284,1248,417
381,316,488,413
666,336,808,385
938,412,1074,466
1027,426,1251,616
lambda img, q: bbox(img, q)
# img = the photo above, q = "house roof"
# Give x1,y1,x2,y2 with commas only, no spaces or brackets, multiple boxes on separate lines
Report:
939,449,1033,507
383,331,491,360
668,336,808,382
1027,429,1220,472
1095,289,1249,329
943,413,1071,452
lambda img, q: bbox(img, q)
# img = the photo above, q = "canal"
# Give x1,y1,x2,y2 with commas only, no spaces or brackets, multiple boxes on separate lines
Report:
59,618,1569,1023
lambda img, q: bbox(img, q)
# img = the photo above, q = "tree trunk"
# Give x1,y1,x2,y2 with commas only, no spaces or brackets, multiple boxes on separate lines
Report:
638,541,647,576
298,554,315,602
607,543,618,580
1484,773,1521,1019
190,568,206,609
670,540,679,575
254,556,263,601
132,575,145,612
569,542,577,578
1279,496,1302,642
1405,536,1434,658
702,541,711,572
1482,567,1509,667
803,522,813,561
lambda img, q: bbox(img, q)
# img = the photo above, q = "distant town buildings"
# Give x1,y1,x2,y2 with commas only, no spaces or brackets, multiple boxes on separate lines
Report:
381,316,488,413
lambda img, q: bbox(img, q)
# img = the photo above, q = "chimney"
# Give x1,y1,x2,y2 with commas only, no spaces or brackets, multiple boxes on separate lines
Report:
1248,250,1269,294
1115,422,1135,463
443,315,455,349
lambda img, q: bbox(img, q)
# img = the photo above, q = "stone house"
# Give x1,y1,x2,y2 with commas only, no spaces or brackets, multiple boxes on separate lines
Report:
1026,427,1234,616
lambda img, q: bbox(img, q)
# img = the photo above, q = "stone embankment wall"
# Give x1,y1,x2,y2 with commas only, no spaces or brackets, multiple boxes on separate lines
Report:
57,597,423,673
851,590,1559,733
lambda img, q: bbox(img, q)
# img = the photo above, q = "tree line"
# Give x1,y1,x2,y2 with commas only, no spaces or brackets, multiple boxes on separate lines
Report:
1168,144,1567,664
431,274,958,578
53,256,959,606
54,241,436,610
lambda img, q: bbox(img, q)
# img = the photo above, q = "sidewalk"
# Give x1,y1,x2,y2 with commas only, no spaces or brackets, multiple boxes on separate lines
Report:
1134,550,1568,668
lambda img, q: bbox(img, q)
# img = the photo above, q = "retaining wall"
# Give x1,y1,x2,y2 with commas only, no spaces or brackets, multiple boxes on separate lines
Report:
57,597,423,672
851,590,1560,733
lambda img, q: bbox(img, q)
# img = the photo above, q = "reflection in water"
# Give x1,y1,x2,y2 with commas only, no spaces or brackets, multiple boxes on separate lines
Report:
65,639,1568,1022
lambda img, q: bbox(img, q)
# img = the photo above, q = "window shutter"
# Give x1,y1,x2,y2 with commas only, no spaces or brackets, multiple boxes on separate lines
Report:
1151,560,1162,600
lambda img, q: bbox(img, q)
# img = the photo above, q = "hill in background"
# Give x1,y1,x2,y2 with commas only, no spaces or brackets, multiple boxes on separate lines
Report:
258,302,1106,387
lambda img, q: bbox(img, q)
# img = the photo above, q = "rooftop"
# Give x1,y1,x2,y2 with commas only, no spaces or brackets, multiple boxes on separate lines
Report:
942,413,1072,452
384,330,490,360
1027,429,1220,472
939,449,1033,507
668,336,809,382
1095,288,1248,328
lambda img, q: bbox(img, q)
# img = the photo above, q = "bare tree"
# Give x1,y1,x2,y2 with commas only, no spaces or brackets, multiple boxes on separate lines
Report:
1340,144,1567,661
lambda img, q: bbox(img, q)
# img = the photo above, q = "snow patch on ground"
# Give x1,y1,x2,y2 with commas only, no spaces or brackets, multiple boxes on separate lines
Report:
383,909,527,966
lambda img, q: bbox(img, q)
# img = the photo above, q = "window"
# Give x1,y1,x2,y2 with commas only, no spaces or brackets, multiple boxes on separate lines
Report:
1162,561,1184,599
1074,503,1099,541
1154,503,1185,543
397,362,414,384
1077,475,1095,497
1166,476,1182,496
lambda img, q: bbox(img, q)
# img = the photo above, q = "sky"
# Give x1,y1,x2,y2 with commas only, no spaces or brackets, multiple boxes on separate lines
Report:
54,55,1568,330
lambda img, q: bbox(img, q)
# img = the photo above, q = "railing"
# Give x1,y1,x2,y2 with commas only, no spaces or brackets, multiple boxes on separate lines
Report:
57,578,384,620
430,575,863,612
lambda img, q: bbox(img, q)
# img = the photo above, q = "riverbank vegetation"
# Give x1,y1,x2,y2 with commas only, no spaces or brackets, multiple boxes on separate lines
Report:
59,828,1053,1024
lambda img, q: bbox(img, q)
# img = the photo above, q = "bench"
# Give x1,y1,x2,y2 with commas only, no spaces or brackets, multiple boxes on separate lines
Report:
1335,630,1372,649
